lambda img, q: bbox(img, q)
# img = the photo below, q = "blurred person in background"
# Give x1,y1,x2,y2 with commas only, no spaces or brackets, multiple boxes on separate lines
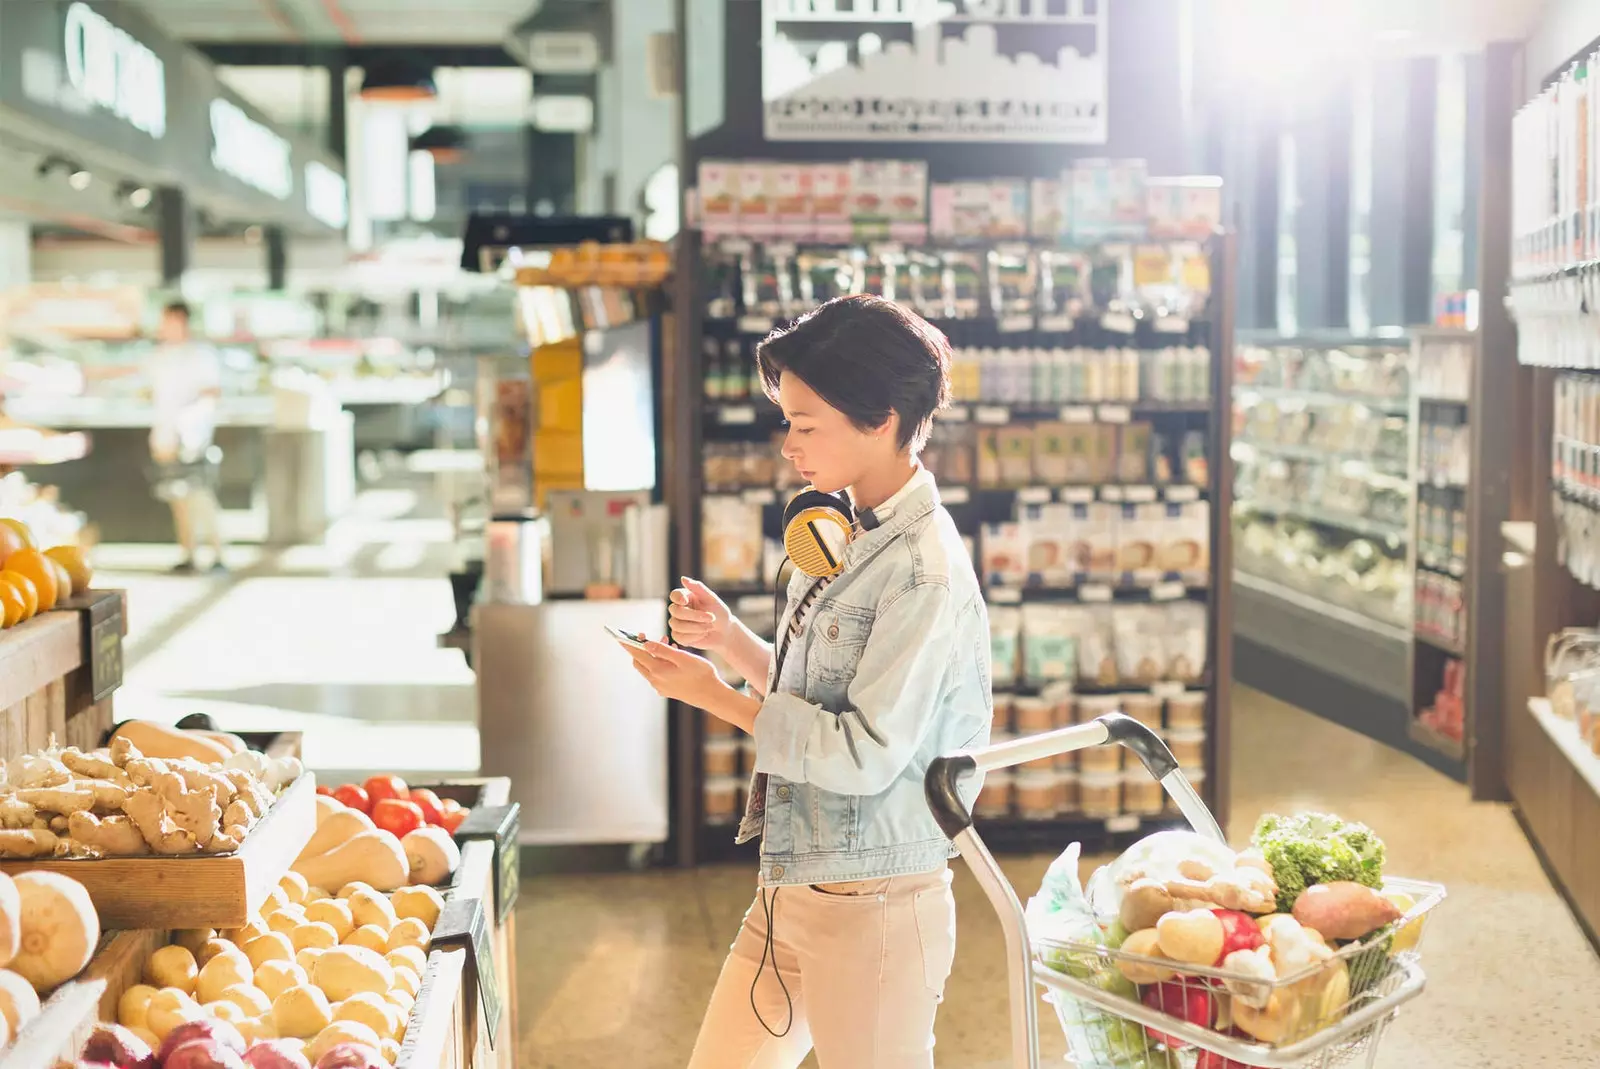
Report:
147,300,226,573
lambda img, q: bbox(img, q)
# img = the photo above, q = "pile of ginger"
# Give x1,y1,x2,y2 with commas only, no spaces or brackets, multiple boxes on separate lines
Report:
0,737,299,858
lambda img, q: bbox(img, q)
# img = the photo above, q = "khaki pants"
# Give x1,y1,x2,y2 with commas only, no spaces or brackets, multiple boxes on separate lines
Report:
687,868,956,1069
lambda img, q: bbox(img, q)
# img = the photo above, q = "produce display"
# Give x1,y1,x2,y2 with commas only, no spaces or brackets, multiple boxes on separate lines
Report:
0,870,102,1049
1029,812,1427,1067
0,514,94,630
0,733,302,859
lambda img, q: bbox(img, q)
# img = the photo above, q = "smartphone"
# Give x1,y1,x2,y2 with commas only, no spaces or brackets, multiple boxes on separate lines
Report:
604,625,650,651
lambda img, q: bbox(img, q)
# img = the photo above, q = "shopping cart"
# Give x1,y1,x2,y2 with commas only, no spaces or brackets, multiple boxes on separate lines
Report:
925,713,1445,1069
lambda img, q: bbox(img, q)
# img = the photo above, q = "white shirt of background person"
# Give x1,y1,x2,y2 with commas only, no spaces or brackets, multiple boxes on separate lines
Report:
147,306,221,463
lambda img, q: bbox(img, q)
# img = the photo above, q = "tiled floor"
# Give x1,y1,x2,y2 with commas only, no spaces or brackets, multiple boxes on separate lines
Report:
519,689,1600,1068
95,482,1600,1066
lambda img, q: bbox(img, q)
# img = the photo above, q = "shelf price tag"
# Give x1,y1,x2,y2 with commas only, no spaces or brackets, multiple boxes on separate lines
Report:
1017,487,1052,504
975,406,1010,425
1151,582,1186,602
937,405,971,423
943,486,972,505
1101,311,1138,334
999,314,1035,334
1124,485,1158,503
719,405,757,425
737,316,775,334
1106,815,1141,834
1098,405,1132,424
1164,485,1201,502
1059,405,1095,423
742,488,776,505
988,586,1023,604
1154,315,1190,334
1078,584,1113,603
1039,314,1074,333
1059,487,1095,504
1151,681,1185,699
1100,486,1125,502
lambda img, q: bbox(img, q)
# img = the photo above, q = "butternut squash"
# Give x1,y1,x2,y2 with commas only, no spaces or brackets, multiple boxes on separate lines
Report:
197,731,248,755
295,809,374,864
291,832,408,893
314,796,343,827
401,827,459,887
111,721,231,764
10,871,98,991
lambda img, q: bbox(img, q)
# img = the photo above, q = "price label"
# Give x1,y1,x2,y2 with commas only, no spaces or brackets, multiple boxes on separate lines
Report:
1078,584,1113,603
1151,582,1186,602
1059,487,1095,504
742,488,777,505
999,314,1036,334
718,238,753,254
988,586,1023,604
1154,315,1191,334
767,242,797,257
1101,311,1137,335
1124,485,1158,503
1100,486,1126,502
937,405,971,422
1039,314,1074,333
1018,487,1052,504
975,406,1011,425
719,405,757,425
737,316,775,334
943,486,972,505
1098,404,1132,424
1151,681,1185,699
1106,815,1141,834
1164,485,1201,502
1060,406,1095,423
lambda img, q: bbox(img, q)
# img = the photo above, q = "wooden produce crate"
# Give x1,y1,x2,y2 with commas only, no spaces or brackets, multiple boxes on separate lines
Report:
0,774,318,930
412,779,518,1069
0,591,125,758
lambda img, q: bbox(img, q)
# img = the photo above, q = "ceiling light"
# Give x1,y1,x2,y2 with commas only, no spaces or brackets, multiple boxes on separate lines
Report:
411,124,468,164
359,60,437,102
129,186,152,209
68,169,91,191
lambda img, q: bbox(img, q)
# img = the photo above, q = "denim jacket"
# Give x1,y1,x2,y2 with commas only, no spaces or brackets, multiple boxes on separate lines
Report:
739,466,992,887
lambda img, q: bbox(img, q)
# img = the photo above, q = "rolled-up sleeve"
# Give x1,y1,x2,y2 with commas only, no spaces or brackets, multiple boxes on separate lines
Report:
753,580,957,796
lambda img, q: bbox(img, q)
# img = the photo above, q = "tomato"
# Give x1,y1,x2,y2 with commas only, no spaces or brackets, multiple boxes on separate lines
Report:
373,798,426,838
316,785,335,797
409,788,445,826
1142,981,1216,1048
438,805,468,834
364,775,409,807
332,783,371,813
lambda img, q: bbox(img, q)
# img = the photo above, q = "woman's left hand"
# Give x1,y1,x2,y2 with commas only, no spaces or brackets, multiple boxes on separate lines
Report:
628,640,734,711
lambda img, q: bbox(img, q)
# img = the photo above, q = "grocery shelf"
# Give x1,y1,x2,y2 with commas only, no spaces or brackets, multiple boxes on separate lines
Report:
1233,571,1411,700
1235,383,1409,416
1407,717,1467,764
1527,697,1600,804
1415,631,1466,658
1233,437,1409,477
1239,498,1408,542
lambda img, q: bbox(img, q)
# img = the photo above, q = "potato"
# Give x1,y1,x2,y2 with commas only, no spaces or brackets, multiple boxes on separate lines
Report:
174,930,217,957
1156,909,1225,966
196,953,254,1004
118,984,159,1029
145,989,201,1040
259,888,293,918
333,993,399,1040
312,946,392,1002
1290,882,1404,942
205,1000,248,1023
304,900,354,943
304,887,332,904
1116,928,1178,986
389,886,443,930
278,873,310,906
384,918,429,954
346,890,396,934
380,1038,400,1064
292,922,339,953
343,925,389,955
384,947,425,977
146,946,200,994
235,1016,279,1045
335,883,373,902
196,939,238,968
228,917,271,946
267,908,308,938
307,1021,381,1065
295,948,325,976
271,985,332,1039
244,933,295,970
254,960,308,1002
390,966,420,998
220,983,272,1017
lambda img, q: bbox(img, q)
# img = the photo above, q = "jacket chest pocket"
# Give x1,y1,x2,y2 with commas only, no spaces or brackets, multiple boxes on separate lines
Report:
809,608,873,684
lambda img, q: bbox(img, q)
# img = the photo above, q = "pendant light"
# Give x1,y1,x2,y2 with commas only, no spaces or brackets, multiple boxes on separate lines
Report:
411,124,468,164
359,59,437,102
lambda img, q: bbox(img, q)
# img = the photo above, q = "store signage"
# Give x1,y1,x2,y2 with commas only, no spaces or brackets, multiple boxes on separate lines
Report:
304,161,348,229
525,31,600,74
62,1,166,138
761,0,1109,143
531,95,594,133
210,97,293,200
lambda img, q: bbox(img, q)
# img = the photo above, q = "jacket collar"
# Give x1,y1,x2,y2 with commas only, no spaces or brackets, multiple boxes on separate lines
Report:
842,465,938,570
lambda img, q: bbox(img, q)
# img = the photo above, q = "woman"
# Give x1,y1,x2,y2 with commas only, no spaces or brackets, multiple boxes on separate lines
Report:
628,294,992,1069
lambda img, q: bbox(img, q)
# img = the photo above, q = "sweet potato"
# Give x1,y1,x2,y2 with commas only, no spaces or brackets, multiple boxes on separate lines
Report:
1289,882,1402,941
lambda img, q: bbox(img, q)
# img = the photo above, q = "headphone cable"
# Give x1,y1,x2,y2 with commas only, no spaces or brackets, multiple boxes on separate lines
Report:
749,885,794,1037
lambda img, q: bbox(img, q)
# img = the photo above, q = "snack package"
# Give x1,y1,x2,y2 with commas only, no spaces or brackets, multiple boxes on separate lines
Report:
1083,502,1119,578
1077,606,1118,687
981,522,1028,588
998,426,1035,486
1113,605,1165,684
990,606,1023,690
1158,500,1208,574
1115,503,1159,574
1022,604,1078,686
698,160,740,235
737,163,778,238
1034,422,1071,484
702,495,763,585
1166,601,1208,682
977,426,1003,487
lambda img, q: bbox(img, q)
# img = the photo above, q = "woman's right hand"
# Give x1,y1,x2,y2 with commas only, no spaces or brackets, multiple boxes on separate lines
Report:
668,576,732,652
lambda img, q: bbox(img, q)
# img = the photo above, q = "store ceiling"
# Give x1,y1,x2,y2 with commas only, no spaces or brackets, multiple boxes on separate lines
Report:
136,0,535,46
1210,0,1544,56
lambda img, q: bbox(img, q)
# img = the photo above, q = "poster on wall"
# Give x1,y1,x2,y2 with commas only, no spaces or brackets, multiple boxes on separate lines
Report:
762,0,1109,144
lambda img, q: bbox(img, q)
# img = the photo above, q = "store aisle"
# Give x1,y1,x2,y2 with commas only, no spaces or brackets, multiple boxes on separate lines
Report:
520,687,1600,1069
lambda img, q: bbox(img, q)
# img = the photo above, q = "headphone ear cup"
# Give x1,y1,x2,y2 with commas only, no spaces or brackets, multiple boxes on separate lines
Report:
781,488,855,579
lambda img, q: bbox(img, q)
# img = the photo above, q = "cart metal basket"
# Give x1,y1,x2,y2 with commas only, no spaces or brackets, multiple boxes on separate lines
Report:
925,713,1445,1069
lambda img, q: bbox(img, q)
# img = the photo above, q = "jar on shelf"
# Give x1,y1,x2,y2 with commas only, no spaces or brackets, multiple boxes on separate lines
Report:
1014,696,1053,734
1058,771,1080,814
1165,728,1206,772
992,695,1015,733
1046,684,1076,728
1015,772,1058,819
1078,741,1125,774
704,738,742,778
1077,693,1120,724
705,710,737,738
1121,693,1162,730
975,772,1015,818
1123,770,1165,815
1166,691,1206,730
704,776,740,823
1079,772,1122,818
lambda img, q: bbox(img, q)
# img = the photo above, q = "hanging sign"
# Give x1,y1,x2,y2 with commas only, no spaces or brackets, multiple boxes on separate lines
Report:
210,97,293,200
761,0,1109,144
62,1,166,138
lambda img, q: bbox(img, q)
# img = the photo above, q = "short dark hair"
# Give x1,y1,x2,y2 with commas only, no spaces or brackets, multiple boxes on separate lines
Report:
756,294,951,452
163,300,191,321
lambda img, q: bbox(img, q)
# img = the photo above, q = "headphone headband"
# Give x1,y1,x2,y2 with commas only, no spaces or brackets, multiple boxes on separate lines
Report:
781,487,876,579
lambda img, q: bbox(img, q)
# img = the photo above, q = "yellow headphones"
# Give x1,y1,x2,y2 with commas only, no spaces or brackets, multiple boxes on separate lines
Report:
781,487,878,578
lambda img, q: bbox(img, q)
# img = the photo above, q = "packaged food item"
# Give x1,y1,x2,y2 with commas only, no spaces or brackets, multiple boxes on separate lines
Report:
1034,422,1071,484
698,160,740,234
704,738,741,777
1123,771,1166,815
1013,695,1054,735
998,426,1035,486
992,695,1015,733
1158,500,1208,574
1077,606,1118,686
737,163,778,237
1166,691,1206,729
1063,425,1097,483
849,159,892,240
1091,425,1119,483
1118,422,1153,482
1115,504,1158,573
990,606,1023,689
1058,771,1080,813
976,427,1004,487
702,495,763,585
811,163,852,242
1021,605,1076,686
1165,602,1208,682
974,772,1015,818
1044,682,1076,729
1165,728,1206,771
1084,502,1119,578
981,523,1028,588
1023,505,1074,587
704,709,737,739
1120,693,1162,730
1115,605,1167,684
1079,772,1123,817
704,776,741,823
1030,178,1066,240
1015,772,1058,819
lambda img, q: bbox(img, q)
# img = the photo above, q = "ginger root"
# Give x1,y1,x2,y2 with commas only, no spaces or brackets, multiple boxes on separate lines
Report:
223,799,254,831
68,811,149,857
0,799,36,830
168,759,235,802
16,786,96,816
156,772,221,848
13,755,71,789
122,757,171,790
61,748,126,783
110,735,143,767
124,790,196,855
0,828,58,858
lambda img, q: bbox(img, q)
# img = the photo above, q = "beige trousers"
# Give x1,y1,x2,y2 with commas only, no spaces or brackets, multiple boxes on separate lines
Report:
687,868,956,1069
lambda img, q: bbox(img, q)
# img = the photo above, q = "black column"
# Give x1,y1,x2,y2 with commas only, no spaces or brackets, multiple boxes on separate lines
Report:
157,186,193,287
265,226,288,291
1292,83,1352,330
327,60,348,163
1367,57,1438,329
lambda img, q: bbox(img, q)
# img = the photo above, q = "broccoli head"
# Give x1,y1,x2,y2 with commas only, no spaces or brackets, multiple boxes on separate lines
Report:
1250,811,1388,912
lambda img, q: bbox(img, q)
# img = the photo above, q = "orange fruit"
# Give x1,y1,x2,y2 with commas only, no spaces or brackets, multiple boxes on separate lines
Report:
0,580,22,628
0,572,38,621
47,558,72,601
45,545,93,594
4,551,56,611
0,523,25,566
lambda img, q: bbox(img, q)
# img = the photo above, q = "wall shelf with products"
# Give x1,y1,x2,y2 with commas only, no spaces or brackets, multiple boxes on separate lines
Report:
670,154,1236,865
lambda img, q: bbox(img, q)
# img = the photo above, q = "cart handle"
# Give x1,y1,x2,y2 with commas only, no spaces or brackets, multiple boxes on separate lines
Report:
923,713,1226,1069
